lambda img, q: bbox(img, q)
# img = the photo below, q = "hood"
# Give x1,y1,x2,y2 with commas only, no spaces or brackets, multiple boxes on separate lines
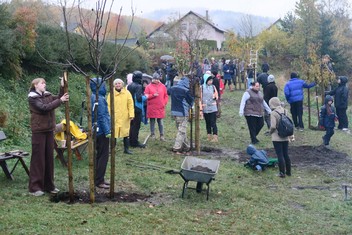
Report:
246,144,257,155
324,95,333,104
269,97,281,109
339,76,348,86
176,77,190,89
90,77,106,96
203,73,213,84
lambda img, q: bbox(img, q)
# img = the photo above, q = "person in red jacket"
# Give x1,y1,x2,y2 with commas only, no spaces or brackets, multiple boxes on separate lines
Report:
28,78,69,196
144,72,169,141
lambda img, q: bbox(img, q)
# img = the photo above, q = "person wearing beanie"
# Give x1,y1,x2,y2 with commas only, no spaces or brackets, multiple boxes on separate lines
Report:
144,72,168,141
269,97,292,178
326,76,349,131
239,82,272,144
127,71,147,148
263,74,278,131
257,63,270,89
168,77,194,154
107,78,134,155
319,95,337,149
284,72,316,131
201,74,219,142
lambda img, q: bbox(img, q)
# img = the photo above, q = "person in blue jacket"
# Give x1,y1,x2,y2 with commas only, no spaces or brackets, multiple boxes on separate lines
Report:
168,77,194,154
284,72,316,131
319,95,337,149
245,144,269,171
90,77,111,189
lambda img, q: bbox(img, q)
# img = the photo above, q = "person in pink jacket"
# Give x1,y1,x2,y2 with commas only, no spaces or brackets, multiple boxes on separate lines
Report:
144,72,169,141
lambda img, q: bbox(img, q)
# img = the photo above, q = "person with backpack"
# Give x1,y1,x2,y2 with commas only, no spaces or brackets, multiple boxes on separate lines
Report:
319,95,337,149
269,97,292,178
127,71,147,148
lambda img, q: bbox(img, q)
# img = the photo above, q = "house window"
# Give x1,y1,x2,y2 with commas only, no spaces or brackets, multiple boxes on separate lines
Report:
181,23,187,31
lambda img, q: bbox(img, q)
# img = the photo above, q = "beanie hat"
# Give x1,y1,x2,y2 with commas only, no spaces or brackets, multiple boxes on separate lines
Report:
152,72,161,80
267,74,275,83
290,72,298,79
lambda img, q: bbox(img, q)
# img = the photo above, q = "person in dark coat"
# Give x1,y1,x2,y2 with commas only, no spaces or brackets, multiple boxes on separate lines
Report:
284,72,316,130
127,71,147,148
326,76,349,131
90,78,111,189
319,95,337,149
263,74,278,130
257,64,269,90
28,78,69,196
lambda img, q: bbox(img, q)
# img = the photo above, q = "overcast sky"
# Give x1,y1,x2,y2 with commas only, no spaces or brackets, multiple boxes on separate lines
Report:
76,0,298,18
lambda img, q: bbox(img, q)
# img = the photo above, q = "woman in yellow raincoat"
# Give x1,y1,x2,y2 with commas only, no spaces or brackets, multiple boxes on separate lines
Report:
107,78,135,154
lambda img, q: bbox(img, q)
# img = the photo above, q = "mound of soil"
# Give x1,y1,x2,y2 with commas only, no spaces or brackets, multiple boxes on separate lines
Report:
238,145,349,167
50,191,150,204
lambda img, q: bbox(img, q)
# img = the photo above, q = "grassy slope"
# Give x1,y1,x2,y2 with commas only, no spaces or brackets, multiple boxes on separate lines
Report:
1,77,352,235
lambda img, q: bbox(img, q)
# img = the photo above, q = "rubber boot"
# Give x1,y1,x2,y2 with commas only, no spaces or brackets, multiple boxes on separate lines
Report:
123,137,132,154
211,135,218,142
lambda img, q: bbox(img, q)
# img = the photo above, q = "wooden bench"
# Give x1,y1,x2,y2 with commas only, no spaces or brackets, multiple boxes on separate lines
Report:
55,139,88,167
0,131,30,180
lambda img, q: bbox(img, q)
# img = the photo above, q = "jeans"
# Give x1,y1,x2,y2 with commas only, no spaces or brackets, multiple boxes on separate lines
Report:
203,111,218,135
150,118,164,136
290,101,304,128
245,115,264,143
323,127,334,145
273,141,291,175
336,107,348,129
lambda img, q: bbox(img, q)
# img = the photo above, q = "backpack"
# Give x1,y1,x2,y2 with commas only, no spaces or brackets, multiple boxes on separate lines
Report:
275,110,294,137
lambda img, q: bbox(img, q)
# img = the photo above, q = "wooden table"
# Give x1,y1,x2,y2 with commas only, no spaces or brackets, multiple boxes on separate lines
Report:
0,150,30,180
55,139,88,167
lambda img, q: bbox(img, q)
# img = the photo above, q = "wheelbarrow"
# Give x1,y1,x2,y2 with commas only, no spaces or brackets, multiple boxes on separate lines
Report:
167,156,220,200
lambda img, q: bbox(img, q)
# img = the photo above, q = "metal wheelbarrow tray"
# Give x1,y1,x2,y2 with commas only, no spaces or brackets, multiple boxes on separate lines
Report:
179,156,220,200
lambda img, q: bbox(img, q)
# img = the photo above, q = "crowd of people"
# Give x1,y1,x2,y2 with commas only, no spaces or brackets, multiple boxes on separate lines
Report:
26,55,349,196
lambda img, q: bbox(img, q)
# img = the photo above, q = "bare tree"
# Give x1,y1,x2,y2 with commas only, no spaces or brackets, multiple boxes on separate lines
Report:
239,14,255,39
45,0,140,202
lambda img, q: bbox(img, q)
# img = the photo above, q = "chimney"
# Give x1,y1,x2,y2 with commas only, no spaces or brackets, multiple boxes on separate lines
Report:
206,10,209,21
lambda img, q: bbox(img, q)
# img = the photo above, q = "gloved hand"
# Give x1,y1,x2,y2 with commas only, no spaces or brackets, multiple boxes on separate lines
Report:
106,134,111,138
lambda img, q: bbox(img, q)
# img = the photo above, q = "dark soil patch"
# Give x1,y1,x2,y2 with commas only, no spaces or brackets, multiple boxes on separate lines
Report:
50,191,150,204
238,145,350,167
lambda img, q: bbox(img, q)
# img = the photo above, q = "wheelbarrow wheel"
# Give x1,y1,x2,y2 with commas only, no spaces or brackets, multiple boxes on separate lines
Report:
196,182,203,193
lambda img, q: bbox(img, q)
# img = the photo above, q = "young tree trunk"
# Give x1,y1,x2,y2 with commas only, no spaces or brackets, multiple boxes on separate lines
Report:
86,76,95,203
194,82,201,155
109,77,116,198
63,71,74,202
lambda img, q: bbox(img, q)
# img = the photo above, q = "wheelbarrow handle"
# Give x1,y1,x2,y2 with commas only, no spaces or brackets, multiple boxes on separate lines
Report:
165,169,181,175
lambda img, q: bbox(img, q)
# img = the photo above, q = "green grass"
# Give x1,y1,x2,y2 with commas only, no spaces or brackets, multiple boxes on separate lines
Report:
1,84,352,235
